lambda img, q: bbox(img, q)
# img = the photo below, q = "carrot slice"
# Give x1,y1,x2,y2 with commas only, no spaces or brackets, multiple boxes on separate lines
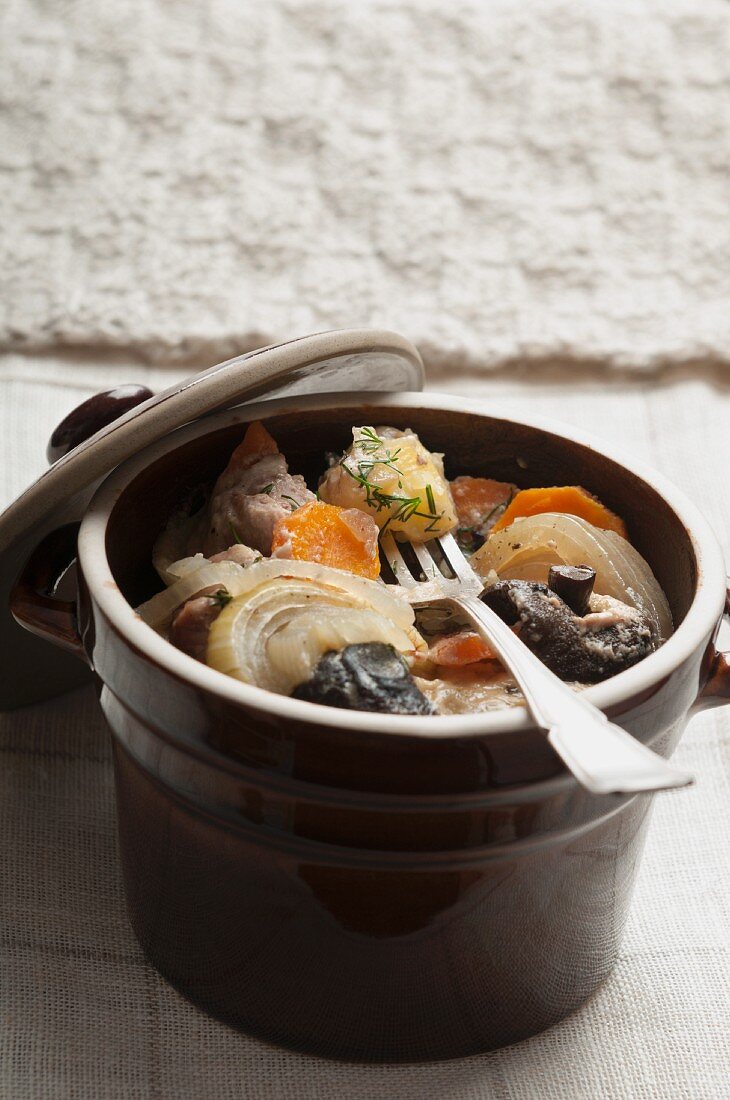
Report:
450,477,516,530
428,631,496,666
491,486,628,538
238,420,279,459
271,500,381,579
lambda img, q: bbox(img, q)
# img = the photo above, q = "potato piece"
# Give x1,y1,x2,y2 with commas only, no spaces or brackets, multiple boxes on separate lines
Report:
319,426,457,542
271,500,381,579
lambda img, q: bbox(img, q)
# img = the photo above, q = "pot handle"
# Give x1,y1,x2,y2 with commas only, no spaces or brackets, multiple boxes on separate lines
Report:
47,384,154,464
700,587,730,706
9,524,85,659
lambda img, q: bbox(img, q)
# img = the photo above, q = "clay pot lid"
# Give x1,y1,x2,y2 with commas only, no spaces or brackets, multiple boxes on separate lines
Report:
0,330,424,710
0,330,424,555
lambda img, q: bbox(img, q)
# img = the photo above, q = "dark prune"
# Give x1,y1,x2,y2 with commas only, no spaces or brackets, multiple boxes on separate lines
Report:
481,579,656,683
292,642,435,715
548,564,596,616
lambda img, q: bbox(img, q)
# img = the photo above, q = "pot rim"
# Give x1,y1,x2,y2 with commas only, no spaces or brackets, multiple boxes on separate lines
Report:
78,390,727,740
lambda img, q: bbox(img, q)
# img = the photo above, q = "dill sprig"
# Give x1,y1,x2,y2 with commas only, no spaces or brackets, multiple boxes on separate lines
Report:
358,427,388,454
342,428,445,534
210,589,232,609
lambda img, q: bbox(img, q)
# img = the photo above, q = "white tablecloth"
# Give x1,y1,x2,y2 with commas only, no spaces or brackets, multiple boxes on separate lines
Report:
1,358,728,1099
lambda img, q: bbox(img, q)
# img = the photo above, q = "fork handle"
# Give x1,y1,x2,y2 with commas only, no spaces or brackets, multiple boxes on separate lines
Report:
452,596,693,795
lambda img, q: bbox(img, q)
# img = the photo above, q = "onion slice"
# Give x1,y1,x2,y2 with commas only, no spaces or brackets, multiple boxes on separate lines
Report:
165,554,208,580
137,556,418,633
472,513,673,640
207,589,419,694
136,560,249,629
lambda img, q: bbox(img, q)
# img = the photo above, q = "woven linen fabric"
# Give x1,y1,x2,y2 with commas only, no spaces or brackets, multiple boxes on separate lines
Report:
1,356,729,1099
1,0,730,374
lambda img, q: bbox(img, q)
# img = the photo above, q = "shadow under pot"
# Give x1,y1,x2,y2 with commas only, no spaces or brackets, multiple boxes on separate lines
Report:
11,393,730,1062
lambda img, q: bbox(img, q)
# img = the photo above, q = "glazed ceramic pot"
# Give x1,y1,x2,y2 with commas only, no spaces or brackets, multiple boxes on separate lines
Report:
6,336,730,1062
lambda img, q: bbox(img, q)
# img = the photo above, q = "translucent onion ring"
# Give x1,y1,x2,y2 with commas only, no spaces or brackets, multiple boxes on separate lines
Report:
137,557,418,635
472,512,673,640
207,587,418,694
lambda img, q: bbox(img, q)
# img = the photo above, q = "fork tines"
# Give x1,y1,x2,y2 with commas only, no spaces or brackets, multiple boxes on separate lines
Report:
380,531,479,594
380,533,437,587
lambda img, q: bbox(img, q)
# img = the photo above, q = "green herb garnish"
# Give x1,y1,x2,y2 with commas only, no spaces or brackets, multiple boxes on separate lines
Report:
340,431,445,534
260,484,274,495
229,520,243,544
281,495,300,510
358,427,386,454
210,589,232,609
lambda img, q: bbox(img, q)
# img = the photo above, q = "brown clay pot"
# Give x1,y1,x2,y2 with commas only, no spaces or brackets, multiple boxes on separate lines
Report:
10,391,730,1062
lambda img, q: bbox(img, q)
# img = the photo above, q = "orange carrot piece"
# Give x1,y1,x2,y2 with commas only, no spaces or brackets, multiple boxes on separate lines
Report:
491,486,628,538
428,631,496,666
271,500,381,579
450,476,516,530
238,420,279,459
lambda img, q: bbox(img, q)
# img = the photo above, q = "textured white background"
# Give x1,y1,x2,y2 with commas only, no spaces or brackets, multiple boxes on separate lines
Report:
0,0,729,371
2,0,730,1095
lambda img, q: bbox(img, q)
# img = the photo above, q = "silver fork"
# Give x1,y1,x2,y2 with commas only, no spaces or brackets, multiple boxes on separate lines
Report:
381,531,693,796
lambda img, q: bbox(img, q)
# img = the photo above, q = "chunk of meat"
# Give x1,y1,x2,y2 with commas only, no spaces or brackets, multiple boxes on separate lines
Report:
169,543,262,660
192,421,316,557
271,501,381,579
169,593,223,662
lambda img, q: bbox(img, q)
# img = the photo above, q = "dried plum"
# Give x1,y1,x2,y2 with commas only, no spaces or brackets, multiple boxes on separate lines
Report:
547,564,596,616
292,642,436,715
481,579,657,683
